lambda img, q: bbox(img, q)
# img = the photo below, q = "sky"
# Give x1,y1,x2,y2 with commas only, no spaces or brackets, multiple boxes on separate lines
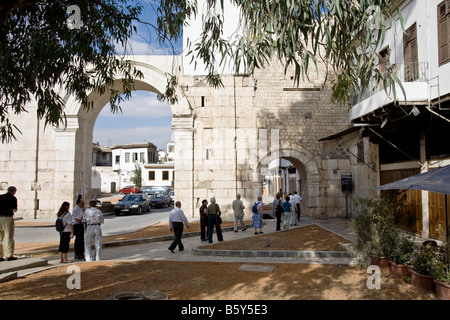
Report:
92,1,183,150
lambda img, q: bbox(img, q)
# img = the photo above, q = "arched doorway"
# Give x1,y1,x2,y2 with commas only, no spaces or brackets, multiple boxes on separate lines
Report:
258,146,320,218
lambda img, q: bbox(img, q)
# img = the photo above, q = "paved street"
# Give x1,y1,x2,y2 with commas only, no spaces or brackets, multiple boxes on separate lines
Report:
14,204,179,244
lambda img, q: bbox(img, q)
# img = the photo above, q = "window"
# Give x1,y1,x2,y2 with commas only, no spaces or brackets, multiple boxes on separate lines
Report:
403,23,418,81
140,152,145,163
378,46,390,73
438,1,450,66
133,152,138,162
115,155,120,164
148,171,155,180
125,153,130,163
162,171,169,181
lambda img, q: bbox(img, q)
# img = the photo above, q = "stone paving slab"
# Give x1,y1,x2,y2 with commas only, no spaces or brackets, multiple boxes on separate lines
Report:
238,264,275,272
0,257,48,275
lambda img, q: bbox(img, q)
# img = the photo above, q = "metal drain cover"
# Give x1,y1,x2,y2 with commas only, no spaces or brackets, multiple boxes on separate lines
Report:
239,264,274,272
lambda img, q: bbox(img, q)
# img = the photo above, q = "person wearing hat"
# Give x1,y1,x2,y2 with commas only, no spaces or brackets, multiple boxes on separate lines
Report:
232,194,247,232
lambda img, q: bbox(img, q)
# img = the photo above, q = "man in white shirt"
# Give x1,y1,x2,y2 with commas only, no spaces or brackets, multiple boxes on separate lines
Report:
292,191,302,222
82,200,104,261
168,201,190,253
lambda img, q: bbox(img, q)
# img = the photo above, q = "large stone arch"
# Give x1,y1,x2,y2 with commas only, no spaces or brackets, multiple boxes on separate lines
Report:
258,144,320,218
52,55,196,216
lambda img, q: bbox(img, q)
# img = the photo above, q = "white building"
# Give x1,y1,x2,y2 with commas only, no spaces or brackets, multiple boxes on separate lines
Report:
323,0,450,240
111,142,158,190
142,163,175,188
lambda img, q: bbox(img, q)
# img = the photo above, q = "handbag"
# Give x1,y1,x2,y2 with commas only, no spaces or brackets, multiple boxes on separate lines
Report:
217,215,222,224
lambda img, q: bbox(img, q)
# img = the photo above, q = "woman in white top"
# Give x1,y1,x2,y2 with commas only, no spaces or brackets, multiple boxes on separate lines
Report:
57,201,74,263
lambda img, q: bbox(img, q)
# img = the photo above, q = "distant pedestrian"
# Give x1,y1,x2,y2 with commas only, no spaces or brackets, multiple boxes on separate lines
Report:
207,197,223,243
72,195,85,260
272,193,283,231
252,196,263,234
292,191,302,222
282,196,292,229
57,201,74,263
83,200,104,261
289,195,297,226
199,199,208,241
0,186,18,261
232,194,247,232
168,201,190,252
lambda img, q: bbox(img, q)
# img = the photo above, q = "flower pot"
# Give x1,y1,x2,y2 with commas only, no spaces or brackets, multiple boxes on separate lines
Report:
434,280,450,300
411,270,436,292
389,261,412,279
370,256,390,270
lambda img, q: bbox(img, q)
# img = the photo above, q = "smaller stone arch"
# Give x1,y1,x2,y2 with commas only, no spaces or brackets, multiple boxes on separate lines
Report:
258,145,320,218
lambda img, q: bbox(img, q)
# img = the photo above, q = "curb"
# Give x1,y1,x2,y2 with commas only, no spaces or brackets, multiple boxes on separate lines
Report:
18,224,252,257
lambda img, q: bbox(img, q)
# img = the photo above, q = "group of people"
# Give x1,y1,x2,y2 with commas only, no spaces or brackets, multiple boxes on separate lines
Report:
272,191,302,231
167,191,302,253
56,196,104,263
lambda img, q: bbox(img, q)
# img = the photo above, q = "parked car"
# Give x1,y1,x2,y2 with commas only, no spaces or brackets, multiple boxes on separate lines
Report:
91,199,114,213
119,185,141,194
114,193,150,216
147,190,171,208
169,191,174,205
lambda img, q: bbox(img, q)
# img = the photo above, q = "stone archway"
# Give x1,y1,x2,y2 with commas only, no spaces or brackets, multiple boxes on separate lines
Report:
52,55,196,217
258,145,320,218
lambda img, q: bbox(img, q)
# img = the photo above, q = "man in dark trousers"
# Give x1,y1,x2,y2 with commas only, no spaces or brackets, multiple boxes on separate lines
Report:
168,201,190,253
0,186,18,261
272,192,283,231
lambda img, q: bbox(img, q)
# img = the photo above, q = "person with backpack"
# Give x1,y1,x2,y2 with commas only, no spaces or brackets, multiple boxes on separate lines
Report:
272,193,283,231
252,196,263,235
282,196,293,229
56,201,74,263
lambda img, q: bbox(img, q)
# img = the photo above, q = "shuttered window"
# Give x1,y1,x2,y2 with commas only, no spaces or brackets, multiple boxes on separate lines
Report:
438,1,450,66
403,23,418,82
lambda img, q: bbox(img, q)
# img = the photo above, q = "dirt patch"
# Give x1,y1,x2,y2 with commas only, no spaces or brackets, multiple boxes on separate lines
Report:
200,224,349,251
0,261,436,300
4,220,437,300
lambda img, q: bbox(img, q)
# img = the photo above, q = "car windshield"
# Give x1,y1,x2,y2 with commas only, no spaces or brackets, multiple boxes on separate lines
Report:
122,195,141,202
154,192,164,198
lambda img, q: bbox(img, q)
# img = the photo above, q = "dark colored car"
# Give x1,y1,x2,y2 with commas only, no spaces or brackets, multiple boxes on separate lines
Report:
114,194,150,216
148,190,171,208
119,186,141,194
91,200,114,213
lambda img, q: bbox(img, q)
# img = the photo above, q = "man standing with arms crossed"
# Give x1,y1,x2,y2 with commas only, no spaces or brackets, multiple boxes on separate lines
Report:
0,186,18,261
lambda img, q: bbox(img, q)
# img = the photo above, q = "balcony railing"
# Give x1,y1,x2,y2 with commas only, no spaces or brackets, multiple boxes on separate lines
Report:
352,62,429,106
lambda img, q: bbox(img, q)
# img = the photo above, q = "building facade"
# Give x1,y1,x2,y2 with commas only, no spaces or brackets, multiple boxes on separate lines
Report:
323,0,450,240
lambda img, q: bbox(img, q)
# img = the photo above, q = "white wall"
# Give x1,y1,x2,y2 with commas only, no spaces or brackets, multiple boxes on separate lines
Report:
183,0,243,76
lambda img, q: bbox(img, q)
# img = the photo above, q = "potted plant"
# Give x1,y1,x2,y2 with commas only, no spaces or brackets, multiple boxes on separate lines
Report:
389,234,414,278
351,197,399,269
431,238,450,300
411,244,437,292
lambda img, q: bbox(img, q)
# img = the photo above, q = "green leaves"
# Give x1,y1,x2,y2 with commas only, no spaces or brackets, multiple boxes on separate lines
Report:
176,0,401,106
0,0,143,142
